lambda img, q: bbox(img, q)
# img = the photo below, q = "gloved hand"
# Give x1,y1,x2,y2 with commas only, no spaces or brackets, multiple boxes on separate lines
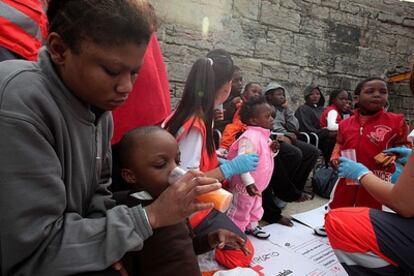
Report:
391,162,403,184
383,147,412,166
220,153,259,179
338,157,370,182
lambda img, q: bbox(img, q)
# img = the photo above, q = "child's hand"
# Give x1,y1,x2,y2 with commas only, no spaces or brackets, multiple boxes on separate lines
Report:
269,140,280,153
214,108,225,121
330,158,339,170
232,96,242,105
277,135,292,145
246,184,261,197
112,261,129,276
208,229,251,255
281,99,288,109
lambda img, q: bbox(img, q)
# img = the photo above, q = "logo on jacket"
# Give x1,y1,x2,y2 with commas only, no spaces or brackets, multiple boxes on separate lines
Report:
368,125,392,143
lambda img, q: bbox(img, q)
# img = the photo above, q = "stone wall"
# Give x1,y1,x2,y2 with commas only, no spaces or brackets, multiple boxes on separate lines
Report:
149,0,414,120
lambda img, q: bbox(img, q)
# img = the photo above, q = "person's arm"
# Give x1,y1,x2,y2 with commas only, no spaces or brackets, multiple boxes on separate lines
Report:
237,138,256,187
359,152,414,217
0,109,220,275
284,108,299,132
178,128,203,171
326,109,339,131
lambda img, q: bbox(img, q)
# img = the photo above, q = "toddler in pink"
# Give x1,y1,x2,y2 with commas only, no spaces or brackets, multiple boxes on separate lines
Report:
226,96,278,239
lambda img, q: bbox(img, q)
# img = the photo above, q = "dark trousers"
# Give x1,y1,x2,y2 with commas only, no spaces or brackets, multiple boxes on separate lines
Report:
73,268,121,275
262,140,318,222
319,136,336,167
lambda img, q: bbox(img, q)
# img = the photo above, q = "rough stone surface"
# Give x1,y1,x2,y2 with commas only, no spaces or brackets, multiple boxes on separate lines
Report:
151,0,414,120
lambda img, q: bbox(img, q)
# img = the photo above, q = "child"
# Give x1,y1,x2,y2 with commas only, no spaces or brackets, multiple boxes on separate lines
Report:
217,82,263,155
320,89,350,131
117,126,252,275
329,78,410,209
318,89,350,163
226,96,283,239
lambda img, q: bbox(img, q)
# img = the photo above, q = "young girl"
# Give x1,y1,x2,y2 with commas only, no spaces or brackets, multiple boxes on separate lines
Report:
164,49,258,181
116,126,252,275
226,96,279,239
329,78,410,209
320,89,350,131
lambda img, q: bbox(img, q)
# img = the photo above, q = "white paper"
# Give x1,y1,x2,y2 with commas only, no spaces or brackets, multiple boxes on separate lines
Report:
291,204,328,229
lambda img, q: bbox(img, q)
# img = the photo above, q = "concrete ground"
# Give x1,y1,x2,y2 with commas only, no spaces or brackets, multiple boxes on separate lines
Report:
282,194,328,217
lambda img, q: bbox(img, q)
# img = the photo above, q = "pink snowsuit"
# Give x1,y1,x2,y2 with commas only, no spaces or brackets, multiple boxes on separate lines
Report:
226,126,274,231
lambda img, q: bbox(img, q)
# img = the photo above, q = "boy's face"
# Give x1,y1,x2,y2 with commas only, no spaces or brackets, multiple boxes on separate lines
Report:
242,84,262,101
250,103,274,130
266,88,285,106
231,70,243,96
124,131,180,197
356,80,388,113
52,37,147,111
307,89,321,105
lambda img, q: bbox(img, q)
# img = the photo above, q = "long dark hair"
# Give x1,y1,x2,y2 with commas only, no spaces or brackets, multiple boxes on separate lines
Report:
165,49,234,157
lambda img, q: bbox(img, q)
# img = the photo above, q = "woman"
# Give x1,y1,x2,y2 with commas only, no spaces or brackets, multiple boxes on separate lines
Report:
325,64,414,275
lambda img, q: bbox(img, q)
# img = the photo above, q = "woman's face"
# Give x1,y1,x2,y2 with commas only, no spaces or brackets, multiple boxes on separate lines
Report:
49,35,147,110
214,80,232,106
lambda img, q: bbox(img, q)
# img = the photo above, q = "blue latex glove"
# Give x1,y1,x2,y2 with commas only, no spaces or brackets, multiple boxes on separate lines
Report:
220,153,259,179
217,157,227,165
338,157,370,182
391,162,403,184
383,147,412,166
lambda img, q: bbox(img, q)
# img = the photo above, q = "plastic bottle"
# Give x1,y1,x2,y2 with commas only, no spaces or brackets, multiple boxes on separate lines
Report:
168,167,233,213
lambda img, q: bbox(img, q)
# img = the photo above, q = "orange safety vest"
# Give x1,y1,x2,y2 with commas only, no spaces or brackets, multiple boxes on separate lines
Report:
0,0,48,61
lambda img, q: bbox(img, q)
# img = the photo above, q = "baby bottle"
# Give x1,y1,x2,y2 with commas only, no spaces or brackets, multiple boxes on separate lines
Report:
168,167,233,213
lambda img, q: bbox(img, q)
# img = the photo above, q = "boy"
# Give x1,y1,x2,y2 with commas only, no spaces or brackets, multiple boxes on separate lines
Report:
0,1,220,275
117,126,251,275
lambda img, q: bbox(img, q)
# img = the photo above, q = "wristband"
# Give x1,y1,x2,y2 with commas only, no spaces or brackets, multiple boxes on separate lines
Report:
357,171,372,184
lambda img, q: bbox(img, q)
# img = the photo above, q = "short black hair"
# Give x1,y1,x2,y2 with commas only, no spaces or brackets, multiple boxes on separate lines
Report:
118,126,165,169
47,0,154,52
243,82,261,95
239,95,268,125
328,89,348,105
354,77,386,95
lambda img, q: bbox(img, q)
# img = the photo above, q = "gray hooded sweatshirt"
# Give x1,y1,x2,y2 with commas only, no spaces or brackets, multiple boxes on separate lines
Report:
0,48,152,275
264,81,299,133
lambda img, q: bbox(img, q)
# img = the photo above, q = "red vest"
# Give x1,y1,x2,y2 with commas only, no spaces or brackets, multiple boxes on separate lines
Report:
0,0,48,61
320,104,342,129
174,116,219,172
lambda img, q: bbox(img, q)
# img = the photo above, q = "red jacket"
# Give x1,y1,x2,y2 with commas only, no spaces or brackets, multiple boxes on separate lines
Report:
0,0,48,61
320,104,342,129
329,108,409,209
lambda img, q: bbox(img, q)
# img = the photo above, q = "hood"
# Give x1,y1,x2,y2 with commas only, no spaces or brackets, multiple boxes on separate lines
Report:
303,83,325,107
264,81,288,96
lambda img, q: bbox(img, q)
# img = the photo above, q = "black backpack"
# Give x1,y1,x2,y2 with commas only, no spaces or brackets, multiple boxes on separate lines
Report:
312,166,338,199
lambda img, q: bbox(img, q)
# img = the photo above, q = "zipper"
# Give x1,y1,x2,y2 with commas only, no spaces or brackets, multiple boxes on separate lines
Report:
83,124,98,215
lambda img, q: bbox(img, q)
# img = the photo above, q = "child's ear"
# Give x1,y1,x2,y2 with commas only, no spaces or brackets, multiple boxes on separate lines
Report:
249,117,259,126
47,32,69,65
121,168,137,184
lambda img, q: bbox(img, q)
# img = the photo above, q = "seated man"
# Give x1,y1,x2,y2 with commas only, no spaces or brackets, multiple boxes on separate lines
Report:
264,82,319,204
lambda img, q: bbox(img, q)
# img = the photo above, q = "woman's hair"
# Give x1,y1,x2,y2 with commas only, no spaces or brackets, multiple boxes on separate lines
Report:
165,49,234,157
328,89,348,105
354,77,387,95
239,96,268,125
47,0,154,52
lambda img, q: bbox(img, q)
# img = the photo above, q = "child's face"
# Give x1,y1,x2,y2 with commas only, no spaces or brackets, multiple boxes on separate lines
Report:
356,80,388,113
51,37,147,111
125,131,180,198
231,70,243,95
333,91,349,112
266,88,285,106
307,89,321,105
250,103,274,130
243,84,262,101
